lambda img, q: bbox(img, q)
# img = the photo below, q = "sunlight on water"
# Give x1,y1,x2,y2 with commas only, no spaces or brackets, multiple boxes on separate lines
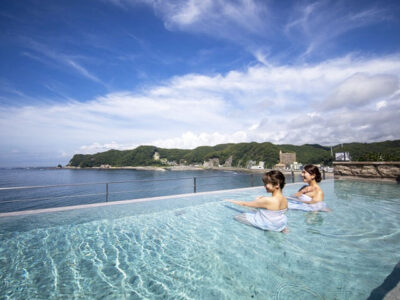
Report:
1,180,399,299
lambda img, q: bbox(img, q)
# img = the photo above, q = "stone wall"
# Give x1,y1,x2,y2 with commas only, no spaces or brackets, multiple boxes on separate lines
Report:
333,162,400,182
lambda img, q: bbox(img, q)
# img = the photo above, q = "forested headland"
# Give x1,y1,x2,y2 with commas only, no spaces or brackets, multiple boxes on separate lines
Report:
67,140,400,168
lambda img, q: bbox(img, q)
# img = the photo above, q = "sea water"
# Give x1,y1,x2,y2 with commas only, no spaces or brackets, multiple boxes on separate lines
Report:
0,168,275,213
0,180,399,299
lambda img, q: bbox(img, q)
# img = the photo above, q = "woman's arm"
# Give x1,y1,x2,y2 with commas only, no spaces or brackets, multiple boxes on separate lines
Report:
225,197,269,208
294,185,313,197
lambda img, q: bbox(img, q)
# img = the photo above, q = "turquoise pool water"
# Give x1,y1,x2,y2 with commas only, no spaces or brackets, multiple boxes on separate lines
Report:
1,180,399,299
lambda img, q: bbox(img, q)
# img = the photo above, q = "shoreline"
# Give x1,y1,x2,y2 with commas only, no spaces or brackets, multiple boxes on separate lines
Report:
64,165,203,172
63,165,334,176
63,165,267,173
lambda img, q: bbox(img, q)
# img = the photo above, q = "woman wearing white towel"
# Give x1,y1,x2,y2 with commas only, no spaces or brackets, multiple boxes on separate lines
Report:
226,170,288,233
288,164,330,212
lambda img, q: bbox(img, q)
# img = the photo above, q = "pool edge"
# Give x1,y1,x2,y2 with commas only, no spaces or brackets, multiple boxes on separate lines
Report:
0,181,319,218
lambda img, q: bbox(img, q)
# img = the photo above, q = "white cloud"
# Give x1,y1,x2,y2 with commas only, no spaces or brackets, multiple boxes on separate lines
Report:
60,151,70,158
106,0,393,66
285,2,388,57
252,49,271,67
307,112,320,118
111,0,269,45
151,0,268,35
376,100,387,110
152,131,248,149
22,39,104,85
0,54,399,165
78,141,138,154
167,0,210,25
324,73,398,109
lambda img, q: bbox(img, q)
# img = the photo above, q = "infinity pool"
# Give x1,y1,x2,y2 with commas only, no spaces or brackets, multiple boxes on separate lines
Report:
1,180,399,299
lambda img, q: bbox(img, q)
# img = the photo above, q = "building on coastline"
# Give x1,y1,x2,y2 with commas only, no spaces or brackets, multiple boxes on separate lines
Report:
273,163,286,170
274,150,297,169
335,152,351,161
251,161,265,169
290,162,303,170
279,150,296,167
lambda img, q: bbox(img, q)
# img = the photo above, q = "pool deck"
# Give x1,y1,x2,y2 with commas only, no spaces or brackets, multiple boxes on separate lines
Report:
368,262,400,300
384,286,399,300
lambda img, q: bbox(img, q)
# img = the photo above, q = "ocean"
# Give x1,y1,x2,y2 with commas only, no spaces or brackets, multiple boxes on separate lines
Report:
0,168,274,213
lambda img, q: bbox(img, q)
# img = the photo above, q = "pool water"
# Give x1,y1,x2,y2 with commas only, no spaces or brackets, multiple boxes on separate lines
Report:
1,180,399,299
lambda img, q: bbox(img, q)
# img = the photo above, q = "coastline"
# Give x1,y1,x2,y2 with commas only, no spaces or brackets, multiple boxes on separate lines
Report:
64,165,267,173
64,165,334,176
64,165,204,172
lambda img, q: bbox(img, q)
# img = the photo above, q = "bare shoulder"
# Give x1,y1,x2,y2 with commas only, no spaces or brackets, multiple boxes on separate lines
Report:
268,195,286,210
256,196,274,203
302,185,315,193
314,184,324,201
315,184,323,193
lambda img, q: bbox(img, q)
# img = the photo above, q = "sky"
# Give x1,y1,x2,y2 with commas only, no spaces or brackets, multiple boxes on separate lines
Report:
0,0,400,167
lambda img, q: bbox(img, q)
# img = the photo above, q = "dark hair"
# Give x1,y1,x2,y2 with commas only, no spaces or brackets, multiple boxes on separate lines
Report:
262,170,285,189
304,164,322,182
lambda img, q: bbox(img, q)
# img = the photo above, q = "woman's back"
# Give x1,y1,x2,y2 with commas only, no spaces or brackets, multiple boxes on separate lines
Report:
262,195,288,210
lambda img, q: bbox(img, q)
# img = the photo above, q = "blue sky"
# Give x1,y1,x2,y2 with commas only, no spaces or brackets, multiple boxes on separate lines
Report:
1,0,400,167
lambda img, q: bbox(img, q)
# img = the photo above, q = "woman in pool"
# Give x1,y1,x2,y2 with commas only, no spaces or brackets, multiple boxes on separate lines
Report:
226,170,288,233
288,164,330,212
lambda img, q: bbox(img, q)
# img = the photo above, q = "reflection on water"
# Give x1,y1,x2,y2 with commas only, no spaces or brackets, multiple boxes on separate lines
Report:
304,212,324,226
333,179,399,202
1,181,399,299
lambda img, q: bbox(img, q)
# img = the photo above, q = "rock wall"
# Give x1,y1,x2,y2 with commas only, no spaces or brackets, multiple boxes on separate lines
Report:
333,162,400,182
203,158,220,168
223,155,233,167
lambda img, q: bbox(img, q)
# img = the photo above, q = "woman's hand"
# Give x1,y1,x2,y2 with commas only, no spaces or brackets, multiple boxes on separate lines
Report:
225,199,241,205
295,186,313,197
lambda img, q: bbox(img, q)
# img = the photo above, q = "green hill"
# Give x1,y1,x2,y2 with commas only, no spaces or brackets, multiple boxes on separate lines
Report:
67,140,400,168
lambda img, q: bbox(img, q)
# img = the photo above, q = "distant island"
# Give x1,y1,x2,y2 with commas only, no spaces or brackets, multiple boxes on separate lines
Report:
66,140,400,169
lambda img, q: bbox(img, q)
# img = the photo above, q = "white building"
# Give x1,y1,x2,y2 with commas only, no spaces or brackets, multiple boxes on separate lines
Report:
290,162,303,170
250,161,265,169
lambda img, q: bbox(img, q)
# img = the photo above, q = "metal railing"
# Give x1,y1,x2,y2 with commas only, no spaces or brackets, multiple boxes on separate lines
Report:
0,171,319,213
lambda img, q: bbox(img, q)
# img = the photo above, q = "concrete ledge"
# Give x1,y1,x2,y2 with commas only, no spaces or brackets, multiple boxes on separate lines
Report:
333,162,400,182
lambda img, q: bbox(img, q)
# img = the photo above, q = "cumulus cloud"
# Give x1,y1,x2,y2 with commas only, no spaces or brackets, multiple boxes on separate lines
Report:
151,131,248,149
324,73,399,109
0,54,399,166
